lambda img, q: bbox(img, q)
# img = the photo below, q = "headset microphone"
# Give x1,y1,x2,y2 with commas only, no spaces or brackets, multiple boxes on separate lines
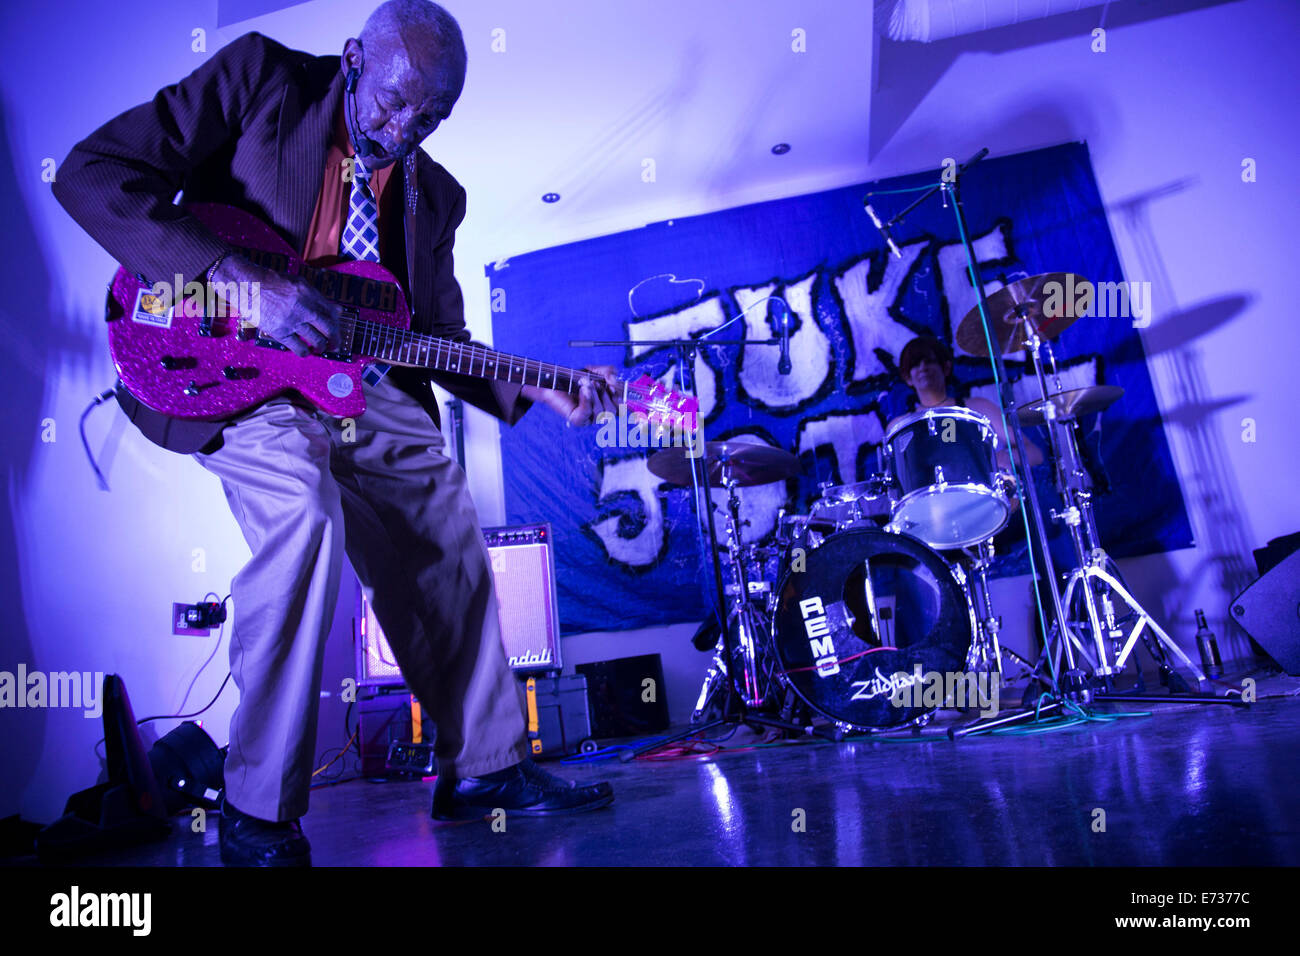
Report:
344,61,380,160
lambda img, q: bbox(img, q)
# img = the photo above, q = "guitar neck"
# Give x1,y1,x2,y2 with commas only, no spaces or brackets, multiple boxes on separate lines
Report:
353,319,589,395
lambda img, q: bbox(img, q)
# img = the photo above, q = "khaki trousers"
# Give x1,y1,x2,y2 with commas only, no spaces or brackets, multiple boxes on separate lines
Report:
194,377,528,821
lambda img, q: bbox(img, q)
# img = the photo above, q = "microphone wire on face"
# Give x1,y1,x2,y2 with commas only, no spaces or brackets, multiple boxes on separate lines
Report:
345,65,380,163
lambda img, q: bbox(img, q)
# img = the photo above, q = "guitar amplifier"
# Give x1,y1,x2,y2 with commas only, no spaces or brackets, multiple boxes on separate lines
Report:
356,522,562,686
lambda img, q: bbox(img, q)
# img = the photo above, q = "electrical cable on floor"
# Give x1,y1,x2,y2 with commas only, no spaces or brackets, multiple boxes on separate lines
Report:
641,739,721,761
312,700,364,784
957,694,1154,737
134,672,233,726
560,736,675,764
567,677,1173,762
313,731,359,779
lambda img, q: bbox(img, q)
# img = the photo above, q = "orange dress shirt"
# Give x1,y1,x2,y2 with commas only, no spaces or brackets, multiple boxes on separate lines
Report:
301,103,396,265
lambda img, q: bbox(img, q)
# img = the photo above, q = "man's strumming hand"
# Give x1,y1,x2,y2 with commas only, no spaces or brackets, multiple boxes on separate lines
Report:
212,256,344,357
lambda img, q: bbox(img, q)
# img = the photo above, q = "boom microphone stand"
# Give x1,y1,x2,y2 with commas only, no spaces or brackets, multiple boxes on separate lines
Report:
869,150,1076,712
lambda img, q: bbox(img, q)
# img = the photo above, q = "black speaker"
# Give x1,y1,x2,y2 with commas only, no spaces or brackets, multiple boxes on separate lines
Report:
575,654,670,738
1254,530,1300,576
1231,549,1300,675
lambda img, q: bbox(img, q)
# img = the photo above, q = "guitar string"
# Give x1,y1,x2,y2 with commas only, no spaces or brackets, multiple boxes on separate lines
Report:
245,310,685,416
343,316,691,413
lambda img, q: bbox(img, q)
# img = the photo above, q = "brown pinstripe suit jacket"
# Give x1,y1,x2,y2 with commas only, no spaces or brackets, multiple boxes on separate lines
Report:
54,31,529,453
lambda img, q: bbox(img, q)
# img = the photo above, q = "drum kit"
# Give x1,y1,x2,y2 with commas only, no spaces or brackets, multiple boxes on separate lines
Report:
648,273,1211,739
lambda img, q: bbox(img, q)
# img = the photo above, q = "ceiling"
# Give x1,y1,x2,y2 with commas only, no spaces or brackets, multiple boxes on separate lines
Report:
224,0,1239,262
223,1,876,258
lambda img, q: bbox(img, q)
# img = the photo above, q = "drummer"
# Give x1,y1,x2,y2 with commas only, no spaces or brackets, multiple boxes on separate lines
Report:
889,335,1043,468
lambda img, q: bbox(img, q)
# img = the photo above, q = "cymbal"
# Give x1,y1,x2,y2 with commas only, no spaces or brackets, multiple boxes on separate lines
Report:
648,440,799,488
956,272,1086,356
1015,385,1124,426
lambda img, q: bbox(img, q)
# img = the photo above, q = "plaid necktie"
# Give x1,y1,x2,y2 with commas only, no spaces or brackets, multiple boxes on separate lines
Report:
342,155,389,385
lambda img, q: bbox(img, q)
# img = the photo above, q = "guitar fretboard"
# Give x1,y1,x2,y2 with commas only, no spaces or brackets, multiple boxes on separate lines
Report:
349,318,588,394
342,318,692,428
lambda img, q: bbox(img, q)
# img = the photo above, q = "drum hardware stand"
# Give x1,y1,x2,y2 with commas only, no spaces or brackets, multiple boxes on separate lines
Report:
961,541,1007,681
713,466,768,707
1017,329,1239,707
572,334,825,758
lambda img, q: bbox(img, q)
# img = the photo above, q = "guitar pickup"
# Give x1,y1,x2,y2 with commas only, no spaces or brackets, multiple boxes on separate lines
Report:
255,336,289,350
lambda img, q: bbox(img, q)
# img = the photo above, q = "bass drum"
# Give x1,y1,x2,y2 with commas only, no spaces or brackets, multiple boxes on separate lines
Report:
771,529,973,730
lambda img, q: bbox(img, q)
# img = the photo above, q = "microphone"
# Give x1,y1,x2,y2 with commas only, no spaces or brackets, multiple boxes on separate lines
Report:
777,303,792,375
863,202,903,260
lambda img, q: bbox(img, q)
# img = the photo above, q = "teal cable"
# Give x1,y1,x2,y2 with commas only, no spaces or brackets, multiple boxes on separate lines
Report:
948,186,1058,689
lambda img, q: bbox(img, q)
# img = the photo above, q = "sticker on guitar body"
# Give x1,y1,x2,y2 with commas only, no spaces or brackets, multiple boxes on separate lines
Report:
131,287,174,329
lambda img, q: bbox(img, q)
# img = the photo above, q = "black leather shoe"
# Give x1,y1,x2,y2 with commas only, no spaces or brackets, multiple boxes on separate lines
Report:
431,759,614,820
219,798,312,867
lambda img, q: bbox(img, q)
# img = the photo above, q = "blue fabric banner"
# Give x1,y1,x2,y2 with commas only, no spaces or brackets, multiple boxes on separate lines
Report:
488,143,1193,634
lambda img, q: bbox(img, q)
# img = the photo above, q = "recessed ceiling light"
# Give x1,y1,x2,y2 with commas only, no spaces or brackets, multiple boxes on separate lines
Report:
771,143,791,155
542,192,561,203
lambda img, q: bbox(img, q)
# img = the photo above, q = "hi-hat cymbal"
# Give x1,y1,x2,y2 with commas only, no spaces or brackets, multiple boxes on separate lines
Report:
956,272,1086,356
1015,385,1125,426
648,440,799,488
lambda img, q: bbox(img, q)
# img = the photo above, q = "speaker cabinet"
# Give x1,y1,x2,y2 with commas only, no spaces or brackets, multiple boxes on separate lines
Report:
356,522,562,687
1232,548,1300,675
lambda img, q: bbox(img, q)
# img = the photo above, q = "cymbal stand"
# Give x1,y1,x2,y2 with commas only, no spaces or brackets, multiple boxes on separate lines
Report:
943,156,1076,692
961,540,1006,681
1027,342,1229,704
567,334,819,759
713,460,770,707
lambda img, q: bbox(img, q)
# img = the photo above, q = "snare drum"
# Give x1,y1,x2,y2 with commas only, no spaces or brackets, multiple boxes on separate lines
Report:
882,405,1011,549
809,477,895,531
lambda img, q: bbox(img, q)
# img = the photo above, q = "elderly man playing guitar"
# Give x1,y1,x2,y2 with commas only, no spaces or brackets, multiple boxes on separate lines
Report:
54,0,625,866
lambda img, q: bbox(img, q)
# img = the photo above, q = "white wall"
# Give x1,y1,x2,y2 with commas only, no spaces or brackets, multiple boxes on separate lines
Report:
2,0,1294,822
865,0,1300,669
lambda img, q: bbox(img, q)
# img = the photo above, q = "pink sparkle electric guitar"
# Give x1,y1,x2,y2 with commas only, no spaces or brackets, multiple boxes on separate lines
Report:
106,203,698,431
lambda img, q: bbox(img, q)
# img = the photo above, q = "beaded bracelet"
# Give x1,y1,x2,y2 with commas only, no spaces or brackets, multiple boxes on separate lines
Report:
206,251,229,286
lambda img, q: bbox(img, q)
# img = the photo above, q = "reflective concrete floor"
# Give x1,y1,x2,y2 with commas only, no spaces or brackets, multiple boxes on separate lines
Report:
81,695,1300,867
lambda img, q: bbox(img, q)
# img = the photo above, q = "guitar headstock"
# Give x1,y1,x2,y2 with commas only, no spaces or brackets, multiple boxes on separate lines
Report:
624,373,699,434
